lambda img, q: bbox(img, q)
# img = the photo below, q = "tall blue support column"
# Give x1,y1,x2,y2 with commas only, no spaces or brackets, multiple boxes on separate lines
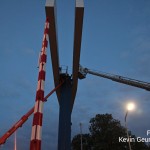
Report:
58,75,72,150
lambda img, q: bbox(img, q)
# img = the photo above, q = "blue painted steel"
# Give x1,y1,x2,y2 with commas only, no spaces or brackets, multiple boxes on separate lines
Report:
58,75,72,150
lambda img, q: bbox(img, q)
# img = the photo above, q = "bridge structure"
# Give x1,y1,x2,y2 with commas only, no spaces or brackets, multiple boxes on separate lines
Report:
1,1,150,150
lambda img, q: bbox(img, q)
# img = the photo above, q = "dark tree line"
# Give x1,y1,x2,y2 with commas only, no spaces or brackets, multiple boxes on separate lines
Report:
72,114,150,150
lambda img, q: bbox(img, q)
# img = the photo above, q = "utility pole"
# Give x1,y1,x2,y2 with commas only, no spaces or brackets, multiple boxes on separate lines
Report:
125,111,132,150
79,123,83,150
14,132,17,150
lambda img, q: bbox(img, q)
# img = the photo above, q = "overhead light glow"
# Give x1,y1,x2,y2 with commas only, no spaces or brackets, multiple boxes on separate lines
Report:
127,102,135,111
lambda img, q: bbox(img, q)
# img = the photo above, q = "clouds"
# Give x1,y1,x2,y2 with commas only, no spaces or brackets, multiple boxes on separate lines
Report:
1,0,150,149
72,58,150,139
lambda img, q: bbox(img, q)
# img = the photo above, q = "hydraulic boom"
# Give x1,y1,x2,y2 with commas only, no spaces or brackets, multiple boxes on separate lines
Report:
0,82,63,145
79,65,150,91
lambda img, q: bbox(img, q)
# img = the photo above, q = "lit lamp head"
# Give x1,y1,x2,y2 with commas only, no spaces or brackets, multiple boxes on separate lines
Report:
126,102,135,111
125,102,135,122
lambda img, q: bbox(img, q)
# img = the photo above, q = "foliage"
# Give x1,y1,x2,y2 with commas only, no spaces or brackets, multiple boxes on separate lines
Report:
72,134,92,150
89,114,127,150
72,114,149,150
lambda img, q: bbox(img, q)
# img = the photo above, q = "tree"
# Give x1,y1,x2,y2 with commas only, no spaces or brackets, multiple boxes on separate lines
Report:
89,114,127,150
72,114,148,150
72,134,92,150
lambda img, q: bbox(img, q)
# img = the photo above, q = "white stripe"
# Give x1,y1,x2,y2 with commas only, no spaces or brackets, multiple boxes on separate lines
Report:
37,80,40,91
44,23,49,30
42,35,45,42
43,35,46,42
40,80,45,91
43,63,46,71
43,63,46,72
31,125,42,140
45,24,47,29
36,125,42,140
39,62,42,72
31,125,36,140
47,22,49,28
39,101,44,113
34,101,39,113
37,80,45,91
43,49,47,55
46,34,49,41
39,62,44,71
41,47,47,55
46,22,49,29
41,47,44,52
34,101,44,113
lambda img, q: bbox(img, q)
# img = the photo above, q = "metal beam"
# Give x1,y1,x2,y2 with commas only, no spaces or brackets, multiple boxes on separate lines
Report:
45,0,61,102
71,0,84,108
58,76,72,150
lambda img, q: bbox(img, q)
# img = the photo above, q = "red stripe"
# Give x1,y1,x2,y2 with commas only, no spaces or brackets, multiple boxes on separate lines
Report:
30,140,41,150
36,90,44,101
46,17,49,22
32,112,43,126
43,40,48,47
38,71,45,81
40,54,47,63
44,28,49,34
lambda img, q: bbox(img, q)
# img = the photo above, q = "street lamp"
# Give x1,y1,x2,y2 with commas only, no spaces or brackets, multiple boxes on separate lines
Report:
125,102,135,150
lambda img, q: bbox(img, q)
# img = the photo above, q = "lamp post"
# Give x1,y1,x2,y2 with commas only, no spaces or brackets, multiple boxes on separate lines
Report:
79,123,83,150
125,102,135,150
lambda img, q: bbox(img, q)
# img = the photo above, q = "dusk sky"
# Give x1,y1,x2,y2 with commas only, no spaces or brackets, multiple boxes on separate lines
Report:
1,0,150,149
